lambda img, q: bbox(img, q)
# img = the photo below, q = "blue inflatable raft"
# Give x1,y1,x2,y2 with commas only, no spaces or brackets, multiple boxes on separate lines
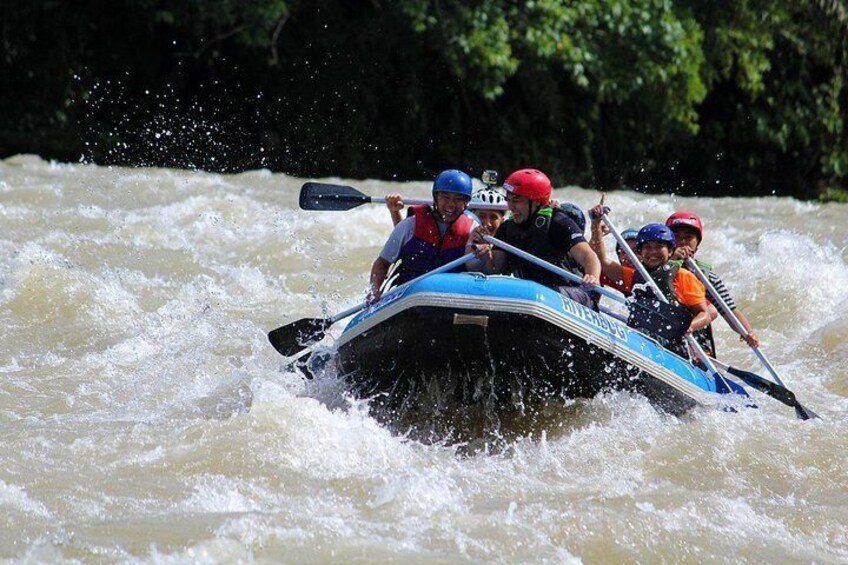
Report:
335,273,748,415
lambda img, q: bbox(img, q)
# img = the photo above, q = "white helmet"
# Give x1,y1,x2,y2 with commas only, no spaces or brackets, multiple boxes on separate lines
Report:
471,188,506,207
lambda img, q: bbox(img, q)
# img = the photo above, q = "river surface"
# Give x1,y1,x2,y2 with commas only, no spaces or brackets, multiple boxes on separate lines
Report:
1,154,847,563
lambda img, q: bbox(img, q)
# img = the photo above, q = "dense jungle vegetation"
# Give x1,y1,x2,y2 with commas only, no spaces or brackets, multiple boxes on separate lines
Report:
2,0,846,198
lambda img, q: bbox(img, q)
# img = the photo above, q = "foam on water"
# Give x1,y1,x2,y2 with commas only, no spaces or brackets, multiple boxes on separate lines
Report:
1,156,847,562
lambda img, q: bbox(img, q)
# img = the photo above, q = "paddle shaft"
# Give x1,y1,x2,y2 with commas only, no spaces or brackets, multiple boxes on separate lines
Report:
482,236,620,303
601,215,727,383
325,250,478,326
684,258,786,387
374,197,508,211
370,196,431,206
271,251,478,358
326,303,370,326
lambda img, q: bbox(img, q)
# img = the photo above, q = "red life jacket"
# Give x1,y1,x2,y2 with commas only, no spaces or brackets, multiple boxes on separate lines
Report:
395,205,474,284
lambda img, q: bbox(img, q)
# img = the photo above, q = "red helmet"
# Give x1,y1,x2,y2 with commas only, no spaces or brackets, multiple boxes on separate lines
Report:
665,211,703,242
503,169,552,204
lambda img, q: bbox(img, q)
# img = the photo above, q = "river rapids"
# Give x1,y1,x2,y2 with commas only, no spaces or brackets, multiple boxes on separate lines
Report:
1,155,847,562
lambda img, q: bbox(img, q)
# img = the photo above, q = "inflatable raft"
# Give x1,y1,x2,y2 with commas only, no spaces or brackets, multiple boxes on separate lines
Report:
334,273,748,416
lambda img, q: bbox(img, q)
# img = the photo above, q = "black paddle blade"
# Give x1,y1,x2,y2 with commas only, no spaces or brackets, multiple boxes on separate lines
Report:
725,366,819,420
300,182,370,211
267,317,330,357
627,299,693,341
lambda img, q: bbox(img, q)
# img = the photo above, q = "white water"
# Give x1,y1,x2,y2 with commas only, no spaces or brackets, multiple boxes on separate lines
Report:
1,155,847,562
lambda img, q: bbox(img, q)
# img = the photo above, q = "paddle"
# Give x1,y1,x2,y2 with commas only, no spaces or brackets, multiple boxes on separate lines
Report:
682,257,819,420
268,251,477,357
482,235,692,340
684,258,786,386
268,302,364,357
300,182,431,211
299,182,509,212
708,357,819,420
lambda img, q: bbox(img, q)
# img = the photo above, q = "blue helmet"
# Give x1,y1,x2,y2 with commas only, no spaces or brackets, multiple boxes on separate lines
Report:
433,169,473,199
560,202,586,233
617,227,640,254
637,223,676,251
621,228,640,241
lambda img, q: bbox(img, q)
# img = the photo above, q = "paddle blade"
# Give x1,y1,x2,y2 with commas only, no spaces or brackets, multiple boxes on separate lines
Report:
794,404,820,421
725,366,819,420
628,299,693,341
300,182,370,211
267,317,330,357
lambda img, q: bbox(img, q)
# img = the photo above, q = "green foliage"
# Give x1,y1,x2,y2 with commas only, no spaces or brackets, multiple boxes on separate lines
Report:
819,186,848,203
142,0,289,50
685,0,848,195
1,0,846,197
399,0,708,130
401,1,517,99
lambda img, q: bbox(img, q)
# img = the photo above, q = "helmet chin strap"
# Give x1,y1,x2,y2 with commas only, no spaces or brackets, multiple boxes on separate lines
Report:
518,200,544,227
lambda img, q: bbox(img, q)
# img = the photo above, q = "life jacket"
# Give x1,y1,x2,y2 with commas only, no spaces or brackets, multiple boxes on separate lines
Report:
498,206,583,288
674,258,719,355
395,205,475,284
629,262,716,357
671,258,714,278
692,258,713,272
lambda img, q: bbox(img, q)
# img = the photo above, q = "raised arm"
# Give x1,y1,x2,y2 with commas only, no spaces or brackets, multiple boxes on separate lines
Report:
386,193,404,226
588,195,625,283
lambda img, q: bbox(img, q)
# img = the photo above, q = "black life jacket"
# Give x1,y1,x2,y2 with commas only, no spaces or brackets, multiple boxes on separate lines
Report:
629,262,716,357
498,206,583,288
